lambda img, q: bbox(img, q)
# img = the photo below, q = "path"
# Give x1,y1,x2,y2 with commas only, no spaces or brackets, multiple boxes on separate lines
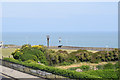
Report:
0,65,46,80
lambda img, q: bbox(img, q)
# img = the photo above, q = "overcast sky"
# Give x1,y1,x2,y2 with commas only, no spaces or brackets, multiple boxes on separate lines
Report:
2,2,118,32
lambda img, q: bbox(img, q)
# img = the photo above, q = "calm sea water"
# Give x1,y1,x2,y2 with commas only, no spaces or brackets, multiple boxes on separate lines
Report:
2,32,118,48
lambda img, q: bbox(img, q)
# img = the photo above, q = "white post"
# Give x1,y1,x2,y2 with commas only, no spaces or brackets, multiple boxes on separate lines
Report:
59,37,61,45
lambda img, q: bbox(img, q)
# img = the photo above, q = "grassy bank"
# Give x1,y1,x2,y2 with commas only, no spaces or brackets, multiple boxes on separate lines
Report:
2,48,17,57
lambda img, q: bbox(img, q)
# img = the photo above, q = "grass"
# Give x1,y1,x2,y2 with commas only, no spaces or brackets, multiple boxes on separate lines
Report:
87,50,98,53
50,49,77,53
50,49,98,54
1,48,17,57
56,61,117,69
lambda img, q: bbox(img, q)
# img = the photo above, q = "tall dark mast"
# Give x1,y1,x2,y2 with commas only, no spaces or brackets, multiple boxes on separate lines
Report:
47,35,50,48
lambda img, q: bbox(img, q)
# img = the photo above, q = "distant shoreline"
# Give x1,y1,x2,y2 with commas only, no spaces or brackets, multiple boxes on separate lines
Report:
3,44,116,51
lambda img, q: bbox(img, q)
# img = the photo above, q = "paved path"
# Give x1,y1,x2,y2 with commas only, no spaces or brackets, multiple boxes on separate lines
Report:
0,65,46,80
0,73,14,80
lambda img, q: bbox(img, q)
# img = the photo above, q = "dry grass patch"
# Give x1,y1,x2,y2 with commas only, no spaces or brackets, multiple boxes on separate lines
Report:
50,49,98,54
50,49,77,53
87,50,98,53
1,48,17,57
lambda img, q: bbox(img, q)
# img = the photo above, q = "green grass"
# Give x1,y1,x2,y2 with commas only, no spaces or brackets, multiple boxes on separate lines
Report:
50,49,98,54
2,48,17,57
50,49,77,53
82,69,119,79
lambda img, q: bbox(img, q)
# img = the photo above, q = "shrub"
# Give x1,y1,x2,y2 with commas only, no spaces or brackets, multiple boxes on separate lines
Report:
11,44,119,66
20,54,38,61
114,62,119,69
59,62,72,66
11,44,48,65
96,62,119,70
68,65,90,71
103,63,114,69
24,60,37,64
80,65,90,71
68,67,80,71
96,65,104,69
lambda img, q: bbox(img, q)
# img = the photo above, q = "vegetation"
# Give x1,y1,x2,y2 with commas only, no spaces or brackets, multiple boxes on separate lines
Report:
68,65,90,71
2,48,17,57
3,58,119,79
96,62,119,70
68,62,119,71
83,69,119,79
11,44,119,66
11,44,48,65
3,44,119,79
68,49,119,63
3,58,101,79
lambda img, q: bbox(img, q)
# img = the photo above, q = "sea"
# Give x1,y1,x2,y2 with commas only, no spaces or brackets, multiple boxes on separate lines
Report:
2,32,118,48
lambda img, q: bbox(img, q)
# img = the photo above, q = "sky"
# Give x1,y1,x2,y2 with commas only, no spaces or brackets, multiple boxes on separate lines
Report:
2,2,118,33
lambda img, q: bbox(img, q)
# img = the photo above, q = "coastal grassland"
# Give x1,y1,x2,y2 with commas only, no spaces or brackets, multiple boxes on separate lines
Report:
3,44,119,79
1,47,98,59
87,50,98,53
50,49,77,53
2,48,17,57
56,61,117,69
50,49,97,53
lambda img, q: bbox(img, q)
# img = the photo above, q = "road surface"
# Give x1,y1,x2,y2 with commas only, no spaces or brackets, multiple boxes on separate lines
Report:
0,73,14,80
0,65,47,80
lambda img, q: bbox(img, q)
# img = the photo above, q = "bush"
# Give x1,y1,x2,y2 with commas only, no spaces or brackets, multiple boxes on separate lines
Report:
24,60,37,64
68,65,90,71
103,63,114,69
96,65,104,69
59,62,72,66
80,65,90,71
96,62,119,70
20,54,38,61
68,49,91,62
11,44,119,66
68,67,80,71
11,44,48,65
114,62,119,69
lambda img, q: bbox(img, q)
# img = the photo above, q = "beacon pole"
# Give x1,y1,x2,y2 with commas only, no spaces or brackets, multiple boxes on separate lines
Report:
47,35,50,48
